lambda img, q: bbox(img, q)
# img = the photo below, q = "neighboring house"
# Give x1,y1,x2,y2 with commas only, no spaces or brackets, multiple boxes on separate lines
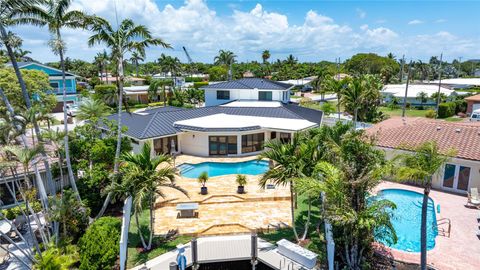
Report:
432,78,480,88
124,85,150,104
101,101,323,157
465,94,480,115
103,76,146,86
9,62,78,112
201,78,293,106
381,84,457,105
367,117,480,194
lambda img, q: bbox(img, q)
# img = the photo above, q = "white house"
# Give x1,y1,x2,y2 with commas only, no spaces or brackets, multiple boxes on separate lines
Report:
102,100,323,157
201,78,293,106
381,84,456,105
367,117,480,194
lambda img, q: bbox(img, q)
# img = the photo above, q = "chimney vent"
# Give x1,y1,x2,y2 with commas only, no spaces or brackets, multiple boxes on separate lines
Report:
436,126,441,131
455,128,461,133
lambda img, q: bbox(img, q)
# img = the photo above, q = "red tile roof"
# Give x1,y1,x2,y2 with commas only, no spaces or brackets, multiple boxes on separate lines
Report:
465,94,480,102
367,117,480,161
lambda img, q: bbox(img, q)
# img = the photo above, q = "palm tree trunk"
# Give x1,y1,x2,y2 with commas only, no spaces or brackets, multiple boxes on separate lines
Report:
290,183,299,242
301,198,311,241
136,61,139,77
420,184,430,270
135,210,147,250
0,24,56,196
95,56,125,219
163,85,166,107
147,194,154,250
57,30,82,204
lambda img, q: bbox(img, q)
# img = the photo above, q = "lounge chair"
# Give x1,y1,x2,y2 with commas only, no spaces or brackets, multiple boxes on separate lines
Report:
468,188,480,208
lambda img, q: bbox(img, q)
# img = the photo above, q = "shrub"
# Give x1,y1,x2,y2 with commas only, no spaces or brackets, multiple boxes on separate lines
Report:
437,102,456,118
454,99,467,114
34,244,79,270
425,109,436,118
185,77,204,82
193,81,208,89
236,174,247,186
78,217,121,270
320,102,336,115
169,99,183,107
198,171,209,187
93,84,116,103
299,97,313,106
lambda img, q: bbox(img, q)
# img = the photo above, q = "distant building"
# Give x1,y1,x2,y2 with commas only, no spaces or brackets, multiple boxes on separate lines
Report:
474,69,480,77
201,78,293,107
382,84,457,105
103,76,146,86
465,94,480,115
11,62,78,112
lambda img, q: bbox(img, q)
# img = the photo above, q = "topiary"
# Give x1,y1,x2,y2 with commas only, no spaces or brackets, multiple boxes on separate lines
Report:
78,217,121,270
425,109,436,118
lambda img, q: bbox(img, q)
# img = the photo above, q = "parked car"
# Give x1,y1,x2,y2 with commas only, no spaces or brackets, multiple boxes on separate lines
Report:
65,104,79,116
470,109,480,122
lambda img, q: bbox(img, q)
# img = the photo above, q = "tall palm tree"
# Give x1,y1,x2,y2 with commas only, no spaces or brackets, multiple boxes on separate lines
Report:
94,50,108,82
285,54,297,65
148,79,168,105
393,141,455,270
261,50,270,64
322,77,347,120
88,18,171,218
130,51,144,77
417,91,429,108
214,50,236,80
158,53,181,86
111,143,187,250
0,0,56,196
310,67,332,100
23,0,95,203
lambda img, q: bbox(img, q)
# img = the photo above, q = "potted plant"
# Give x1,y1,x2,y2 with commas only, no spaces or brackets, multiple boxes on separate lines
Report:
236,174,247,194
198,171,209,195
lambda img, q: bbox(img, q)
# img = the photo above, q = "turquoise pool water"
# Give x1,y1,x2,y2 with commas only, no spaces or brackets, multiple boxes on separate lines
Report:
375,189,438,252
178,160,269,178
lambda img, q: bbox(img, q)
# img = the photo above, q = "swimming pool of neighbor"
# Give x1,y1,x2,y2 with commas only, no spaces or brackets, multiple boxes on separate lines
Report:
178,160,269,178
375,189,438,252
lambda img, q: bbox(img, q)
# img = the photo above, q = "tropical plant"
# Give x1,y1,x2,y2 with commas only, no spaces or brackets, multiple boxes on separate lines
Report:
76,99,110,122
78,217,121,270
94,50,108,82
130,51,144,77
214,49,236,66
261,50,270,64
198,171,208,187
310,67,332,100
88,18,171,218
34,244,79,270
158,53,181,85
322,77,347,120
393,141,455,270
320,102,336,116
417,91,429,109
236,174,247,187
148,79,169,104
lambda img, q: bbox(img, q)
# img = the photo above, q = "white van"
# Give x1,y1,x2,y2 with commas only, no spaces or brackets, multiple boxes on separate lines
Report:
470,109,480,122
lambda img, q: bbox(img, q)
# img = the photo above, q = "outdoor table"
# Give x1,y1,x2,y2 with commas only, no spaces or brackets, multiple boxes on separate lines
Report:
176,203,199,218
0,220,12,235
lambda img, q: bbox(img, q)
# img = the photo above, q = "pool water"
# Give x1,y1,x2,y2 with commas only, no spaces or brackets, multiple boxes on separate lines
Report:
375,189,438,252
178,160,269,178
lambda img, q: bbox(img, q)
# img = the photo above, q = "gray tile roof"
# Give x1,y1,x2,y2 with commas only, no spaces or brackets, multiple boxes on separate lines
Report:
103,103,323,140
201,78,292,90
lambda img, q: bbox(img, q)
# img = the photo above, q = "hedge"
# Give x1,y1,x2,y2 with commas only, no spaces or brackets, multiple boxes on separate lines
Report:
193,81,208,89
93,84,117,102
185,77,204,82
437,102,456,118
78,217,121,270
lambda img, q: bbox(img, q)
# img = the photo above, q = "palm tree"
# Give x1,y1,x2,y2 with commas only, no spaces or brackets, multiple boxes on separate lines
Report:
0,0,57,196
42,129,66,194
148,79,168,105
14,48,32,61
261,50,270,64
284,54,297,65
214,50,236,80
130,51,144,77
310,67,332,100
76,99,110,122
113,143,186,250
393,141,455,270
94,50,108,82
322,77,347,120
417,91,429,109
23,0,94,204
341,77,364,127
158,54,181,87
88,18,171,218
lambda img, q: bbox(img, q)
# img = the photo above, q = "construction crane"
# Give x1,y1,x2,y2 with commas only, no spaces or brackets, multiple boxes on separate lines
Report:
182,46,196,83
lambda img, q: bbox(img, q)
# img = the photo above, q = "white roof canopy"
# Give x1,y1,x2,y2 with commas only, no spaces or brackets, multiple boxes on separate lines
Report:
174,113,316,132
382,84,454,98
221,100,282,108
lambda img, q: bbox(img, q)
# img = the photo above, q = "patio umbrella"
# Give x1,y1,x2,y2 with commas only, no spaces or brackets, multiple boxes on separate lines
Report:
176,245,187,270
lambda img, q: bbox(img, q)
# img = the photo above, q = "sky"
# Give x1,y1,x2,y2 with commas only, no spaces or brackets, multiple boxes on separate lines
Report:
11,0,480,64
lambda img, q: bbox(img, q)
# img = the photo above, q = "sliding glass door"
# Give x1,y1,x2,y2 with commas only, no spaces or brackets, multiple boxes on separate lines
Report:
442,164,471,192
209,136,237,156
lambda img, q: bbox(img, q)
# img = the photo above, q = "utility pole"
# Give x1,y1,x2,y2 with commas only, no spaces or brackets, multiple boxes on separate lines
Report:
402,60,412,118
435,53,444,119
399,54,405,83
458,56,462,77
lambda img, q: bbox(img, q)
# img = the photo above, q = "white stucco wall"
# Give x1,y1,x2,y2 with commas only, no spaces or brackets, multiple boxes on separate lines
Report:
382,147,480,194
130,139,145,154
178,132,209,156
204,89,289,106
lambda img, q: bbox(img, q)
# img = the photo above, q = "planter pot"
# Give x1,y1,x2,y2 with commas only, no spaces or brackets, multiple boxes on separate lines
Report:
237,186,245,194
200,186,208,195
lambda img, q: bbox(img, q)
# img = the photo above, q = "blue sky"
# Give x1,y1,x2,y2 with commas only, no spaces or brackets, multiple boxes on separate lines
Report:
12,0,480,63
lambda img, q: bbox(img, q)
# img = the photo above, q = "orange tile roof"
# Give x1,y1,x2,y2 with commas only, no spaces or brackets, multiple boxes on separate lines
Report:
465,94,480,102
367,117,480,161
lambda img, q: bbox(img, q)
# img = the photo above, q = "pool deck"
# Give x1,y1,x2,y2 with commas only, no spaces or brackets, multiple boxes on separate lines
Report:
375,182,480,270
154,155,292,236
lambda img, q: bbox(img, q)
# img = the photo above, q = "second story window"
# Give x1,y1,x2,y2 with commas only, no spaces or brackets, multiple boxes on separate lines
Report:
258,91,272,101
217,90,230,100
50,82,59,93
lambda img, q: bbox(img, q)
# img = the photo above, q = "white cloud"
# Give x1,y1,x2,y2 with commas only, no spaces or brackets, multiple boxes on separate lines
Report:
356,8,366,19
435,19,447,23
408,19,424,25
9,0,480,63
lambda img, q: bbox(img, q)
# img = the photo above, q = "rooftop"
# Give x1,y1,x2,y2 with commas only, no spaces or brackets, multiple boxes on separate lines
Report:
367,117,480,161
433,78,480,86
382,84,454,98
465,93,480,102
201,78,292,90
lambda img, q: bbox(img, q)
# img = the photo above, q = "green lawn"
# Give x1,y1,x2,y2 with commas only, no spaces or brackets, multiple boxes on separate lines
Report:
127,210,192,268
379,107,465,122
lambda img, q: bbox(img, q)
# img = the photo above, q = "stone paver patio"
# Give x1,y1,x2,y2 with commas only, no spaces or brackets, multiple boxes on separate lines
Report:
375,182,480,270
154,155,292,236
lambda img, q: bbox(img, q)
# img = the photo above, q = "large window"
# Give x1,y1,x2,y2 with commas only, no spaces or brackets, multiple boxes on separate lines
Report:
279,132,291,143
50,82,60,93
153,135,178,155
258,91,272,101
217,90,230,100
242,133,264,153
209,136,237,155
442,164,470,192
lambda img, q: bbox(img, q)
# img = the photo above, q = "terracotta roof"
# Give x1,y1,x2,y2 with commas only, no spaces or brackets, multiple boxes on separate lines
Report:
367,117,480,161
465,94,480,102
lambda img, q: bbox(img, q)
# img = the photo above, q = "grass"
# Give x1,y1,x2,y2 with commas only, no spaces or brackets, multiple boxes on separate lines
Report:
379,106,466,122
126,209,192,268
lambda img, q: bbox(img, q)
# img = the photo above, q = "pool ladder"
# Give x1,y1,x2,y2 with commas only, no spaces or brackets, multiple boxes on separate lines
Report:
433,218,451,237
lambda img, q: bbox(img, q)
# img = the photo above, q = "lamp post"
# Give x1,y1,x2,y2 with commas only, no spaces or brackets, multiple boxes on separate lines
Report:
251,232,258,270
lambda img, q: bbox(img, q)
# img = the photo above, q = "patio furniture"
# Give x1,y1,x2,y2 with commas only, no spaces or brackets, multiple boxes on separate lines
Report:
468,188,480,208
176,203,199,218
0,244,10,265
0,220,12,235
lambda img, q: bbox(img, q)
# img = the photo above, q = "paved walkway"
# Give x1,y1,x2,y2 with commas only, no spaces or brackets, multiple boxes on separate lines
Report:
375,182,480,270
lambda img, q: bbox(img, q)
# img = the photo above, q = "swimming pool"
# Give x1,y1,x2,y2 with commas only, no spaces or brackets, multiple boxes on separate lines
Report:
178,160,269,178
375,189,438,252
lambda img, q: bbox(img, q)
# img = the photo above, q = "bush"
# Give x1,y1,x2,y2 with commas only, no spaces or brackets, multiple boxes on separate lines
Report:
454,99,467,114
169,99,183,107
425,109,436,118
93,84,116,104
0,201,43,220
299,97,313,106
185,77,204,82
193,81,208,89
34,244,79,270
320,102,336,115
437,102,456,118
78,217,121,270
